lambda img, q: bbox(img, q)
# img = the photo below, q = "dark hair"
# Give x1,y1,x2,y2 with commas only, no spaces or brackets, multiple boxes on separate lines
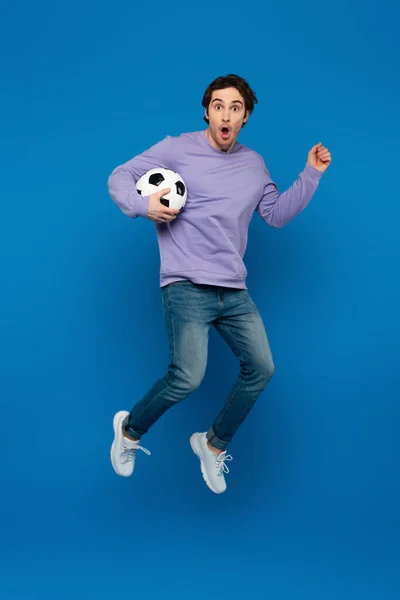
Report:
202,74,258,128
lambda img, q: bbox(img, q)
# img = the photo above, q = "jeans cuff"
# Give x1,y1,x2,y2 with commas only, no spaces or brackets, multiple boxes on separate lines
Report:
206,428,229,451
122,416,141,440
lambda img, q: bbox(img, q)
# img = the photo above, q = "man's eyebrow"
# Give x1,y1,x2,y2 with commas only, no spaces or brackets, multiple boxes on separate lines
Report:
211,98,244,106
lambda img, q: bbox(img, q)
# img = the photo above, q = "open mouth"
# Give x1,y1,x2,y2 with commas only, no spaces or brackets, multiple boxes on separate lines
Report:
220,126,231,139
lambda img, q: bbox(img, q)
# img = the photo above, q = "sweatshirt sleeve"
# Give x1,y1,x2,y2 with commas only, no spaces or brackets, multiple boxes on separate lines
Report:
256,159,324,228
107,135,174,219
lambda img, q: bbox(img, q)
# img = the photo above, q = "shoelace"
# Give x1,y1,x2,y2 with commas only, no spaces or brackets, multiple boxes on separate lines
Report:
121,443,151,464
215,453,233,476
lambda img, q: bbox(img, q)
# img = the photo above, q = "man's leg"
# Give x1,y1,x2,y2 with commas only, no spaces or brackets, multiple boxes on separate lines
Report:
207,288,275,452
111,281,217,476
123,282,213,439
189,287,274,494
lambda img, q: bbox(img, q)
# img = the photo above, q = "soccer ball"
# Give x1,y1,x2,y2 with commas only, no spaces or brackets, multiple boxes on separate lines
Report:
136,168,187,211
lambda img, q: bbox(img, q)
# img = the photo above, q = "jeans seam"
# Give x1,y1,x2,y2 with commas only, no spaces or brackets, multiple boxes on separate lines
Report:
127,285,177,431
217,320,247,367
213,321,248,429
168,283,176,367
127,380,174,428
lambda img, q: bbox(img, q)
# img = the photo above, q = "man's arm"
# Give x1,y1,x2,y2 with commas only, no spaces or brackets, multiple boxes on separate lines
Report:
256,160,324,228
108,135,174,219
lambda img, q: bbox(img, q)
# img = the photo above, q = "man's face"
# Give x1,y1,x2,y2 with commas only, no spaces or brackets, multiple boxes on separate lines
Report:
205,87,249,152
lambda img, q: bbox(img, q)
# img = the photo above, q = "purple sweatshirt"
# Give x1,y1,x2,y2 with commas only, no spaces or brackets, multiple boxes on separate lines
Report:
108,130,323,289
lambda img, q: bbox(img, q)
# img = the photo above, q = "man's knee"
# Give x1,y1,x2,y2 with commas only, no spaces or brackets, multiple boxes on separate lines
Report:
168,366,206,396
249,356,275,386
184,370,205,393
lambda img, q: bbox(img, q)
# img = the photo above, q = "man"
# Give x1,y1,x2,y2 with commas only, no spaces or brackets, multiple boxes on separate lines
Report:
107,74,331,494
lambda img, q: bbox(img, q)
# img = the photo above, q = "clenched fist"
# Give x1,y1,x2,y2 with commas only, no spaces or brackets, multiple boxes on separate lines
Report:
147,187,179,224
307,142,332,173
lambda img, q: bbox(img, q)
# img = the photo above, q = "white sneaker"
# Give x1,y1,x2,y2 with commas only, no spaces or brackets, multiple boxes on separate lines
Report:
110,411,151,477
190,432,233,494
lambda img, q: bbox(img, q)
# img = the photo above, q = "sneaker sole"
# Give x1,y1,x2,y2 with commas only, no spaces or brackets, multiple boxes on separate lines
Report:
110,411,132,477
190,434,223,495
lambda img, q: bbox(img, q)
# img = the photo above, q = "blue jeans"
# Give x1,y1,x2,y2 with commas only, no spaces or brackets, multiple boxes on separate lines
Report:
123,281,275,451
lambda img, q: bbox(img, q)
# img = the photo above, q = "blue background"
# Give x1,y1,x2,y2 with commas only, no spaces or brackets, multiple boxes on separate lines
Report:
1,0,399,598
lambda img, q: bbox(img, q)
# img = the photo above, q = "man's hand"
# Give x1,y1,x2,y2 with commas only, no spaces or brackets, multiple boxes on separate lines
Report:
147,187,179,224
307,142,332,173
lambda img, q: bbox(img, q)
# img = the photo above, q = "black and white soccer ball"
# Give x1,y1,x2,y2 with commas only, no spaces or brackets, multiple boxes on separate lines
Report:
136,168,187,211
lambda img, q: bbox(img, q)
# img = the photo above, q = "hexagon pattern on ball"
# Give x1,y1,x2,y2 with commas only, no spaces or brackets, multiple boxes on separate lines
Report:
136,168,187,211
